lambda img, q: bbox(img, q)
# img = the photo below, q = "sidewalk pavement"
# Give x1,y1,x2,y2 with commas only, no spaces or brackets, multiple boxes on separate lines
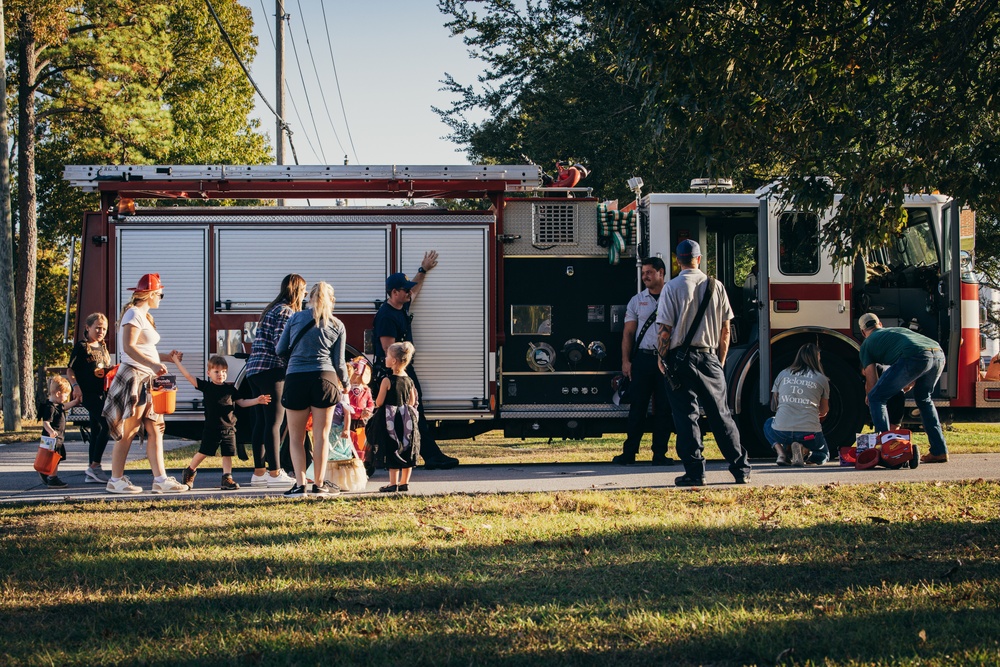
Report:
3,435,1000,504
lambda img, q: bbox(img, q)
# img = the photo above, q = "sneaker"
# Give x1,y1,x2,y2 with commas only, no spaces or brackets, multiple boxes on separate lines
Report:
423,455,459,470
266,470,296,487
45,475,68,488
651,455,676,466
612,453,636,465
182,466,197,489
107,476,142,494
221,474,240,491
284,483,307,497
732,472,751,484
84,466,108,483
151,476,189,494
311,480,341,496
790,442,805,467
774,444,789,466
250,472,269,487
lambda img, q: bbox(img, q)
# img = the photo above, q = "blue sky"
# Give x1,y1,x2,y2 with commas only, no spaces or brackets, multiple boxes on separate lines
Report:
245,1,486,167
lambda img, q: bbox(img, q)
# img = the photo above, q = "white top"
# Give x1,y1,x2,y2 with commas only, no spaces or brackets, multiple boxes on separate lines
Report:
656,269,733,349
625,288,661,351
119,307,160,373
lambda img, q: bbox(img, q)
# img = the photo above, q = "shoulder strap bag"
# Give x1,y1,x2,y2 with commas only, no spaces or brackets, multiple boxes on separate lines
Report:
630,309,659,362
279,318,315,361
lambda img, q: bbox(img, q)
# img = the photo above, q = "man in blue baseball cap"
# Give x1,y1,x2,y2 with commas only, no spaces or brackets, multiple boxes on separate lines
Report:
373,250,459,469
656,239,751,486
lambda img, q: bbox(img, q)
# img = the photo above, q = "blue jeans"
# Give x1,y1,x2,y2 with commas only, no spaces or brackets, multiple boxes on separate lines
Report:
763,418,829,464
868,350,947,455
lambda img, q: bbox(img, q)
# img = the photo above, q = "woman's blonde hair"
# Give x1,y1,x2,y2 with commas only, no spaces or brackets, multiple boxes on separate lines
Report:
388,341,415,370
309,282,336,327
120,292,155,328
788,342,824,375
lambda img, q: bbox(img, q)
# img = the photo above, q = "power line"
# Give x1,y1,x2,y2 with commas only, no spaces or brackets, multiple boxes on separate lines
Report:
286,13,330,163
295,0,350,162
204,0,300,165
320,2,360,163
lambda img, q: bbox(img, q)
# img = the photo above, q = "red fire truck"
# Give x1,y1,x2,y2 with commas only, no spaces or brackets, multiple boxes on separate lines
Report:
64,165,999,456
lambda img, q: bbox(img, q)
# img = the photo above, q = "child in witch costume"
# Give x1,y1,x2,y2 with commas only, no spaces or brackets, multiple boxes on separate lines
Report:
172,353,271,490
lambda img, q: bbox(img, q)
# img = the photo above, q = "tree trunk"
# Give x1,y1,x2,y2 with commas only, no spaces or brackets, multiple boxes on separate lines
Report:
0,0,23,431
16,13,38,420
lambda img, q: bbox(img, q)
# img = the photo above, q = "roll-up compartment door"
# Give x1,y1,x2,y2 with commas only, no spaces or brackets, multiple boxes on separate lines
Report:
399,227,489,413
216,227,390,311
117,227,208,410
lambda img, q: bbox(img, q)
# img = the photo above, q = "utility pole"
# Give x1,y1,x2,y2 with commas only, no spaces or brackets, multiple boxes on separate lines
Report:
275,0,286,166
0,0,23,431
275,0,286,206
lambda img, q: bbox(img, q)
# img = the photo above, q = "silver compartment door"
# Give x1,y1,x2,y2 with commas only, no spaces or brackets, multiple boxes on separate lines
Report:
398,226,490,414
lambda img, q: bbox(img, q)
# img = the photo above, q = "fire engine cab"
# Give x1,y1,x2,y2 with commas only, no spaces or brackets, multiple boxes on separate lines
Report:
64,165,1000,456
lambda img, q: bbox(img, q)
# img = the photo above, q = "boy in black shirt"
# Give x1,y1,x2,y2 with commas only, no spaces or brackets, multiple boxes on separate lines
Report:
171,353,271,490
39,376,81,488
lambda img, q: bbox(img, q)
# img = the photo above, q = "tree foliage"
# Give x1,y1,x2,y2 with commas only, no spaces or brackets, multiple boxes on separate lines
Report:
3,0,272,396
599,0,1000,259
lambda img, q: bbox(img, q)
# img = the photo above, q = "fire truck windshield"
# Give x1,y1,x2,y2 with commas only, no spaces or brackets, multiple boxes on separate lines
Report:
887,210,937,269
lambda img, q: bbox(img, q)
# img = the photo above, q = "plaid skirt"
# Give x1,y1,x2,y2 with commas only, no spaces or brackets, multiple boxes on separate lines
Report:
102,364,162,441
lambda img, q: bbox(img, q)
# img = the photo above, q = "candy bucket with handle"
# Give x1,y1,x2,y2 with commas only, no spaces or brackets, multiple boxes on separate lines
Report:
151,388,176,414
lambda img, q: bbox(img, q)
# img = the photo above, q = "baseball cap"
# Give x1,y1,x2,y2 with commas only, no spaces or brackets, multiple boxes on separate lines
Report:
858,313,881,331
676,239,702,260
127,273,164,292
386,272,418,293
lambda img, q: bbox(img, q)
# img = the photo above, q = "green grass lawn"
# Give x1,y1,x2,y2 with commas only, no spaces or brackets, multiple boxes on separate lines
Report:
1,482,998,665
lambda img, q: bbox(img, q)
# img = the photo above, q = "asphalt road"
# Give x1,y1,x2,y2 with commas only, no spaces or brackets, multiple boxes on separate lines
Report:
3,436,999,504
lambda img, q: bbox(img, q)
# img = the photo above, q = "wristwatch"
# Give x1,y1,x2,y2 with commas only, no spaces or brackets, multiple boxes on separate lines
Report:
417,266,427,274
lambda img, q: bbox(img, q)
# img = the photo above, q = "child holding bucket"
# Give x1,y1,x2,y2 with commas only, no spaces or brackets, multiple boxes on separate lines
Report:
38,376,81,488
172,353,271,490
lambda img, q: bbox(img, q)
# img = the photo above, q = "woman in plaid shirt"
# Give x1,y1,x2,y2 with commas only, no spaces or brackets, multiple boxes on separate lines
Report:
244,274,306,488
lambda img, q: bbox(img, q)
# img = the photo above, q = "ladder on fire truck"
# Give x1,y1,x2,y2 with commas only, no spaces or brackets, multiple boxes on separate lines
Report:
63,164,543,201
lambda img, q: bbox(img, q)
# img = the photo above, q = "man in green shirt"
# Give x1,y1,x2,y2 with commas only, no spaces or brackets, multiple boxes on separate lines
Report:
858,313,948,463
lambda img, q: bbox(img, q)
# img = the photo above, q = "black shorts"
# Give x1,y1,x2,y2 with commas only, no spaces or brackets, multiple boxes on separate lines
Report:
200,429,237,457
281,371,342,410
